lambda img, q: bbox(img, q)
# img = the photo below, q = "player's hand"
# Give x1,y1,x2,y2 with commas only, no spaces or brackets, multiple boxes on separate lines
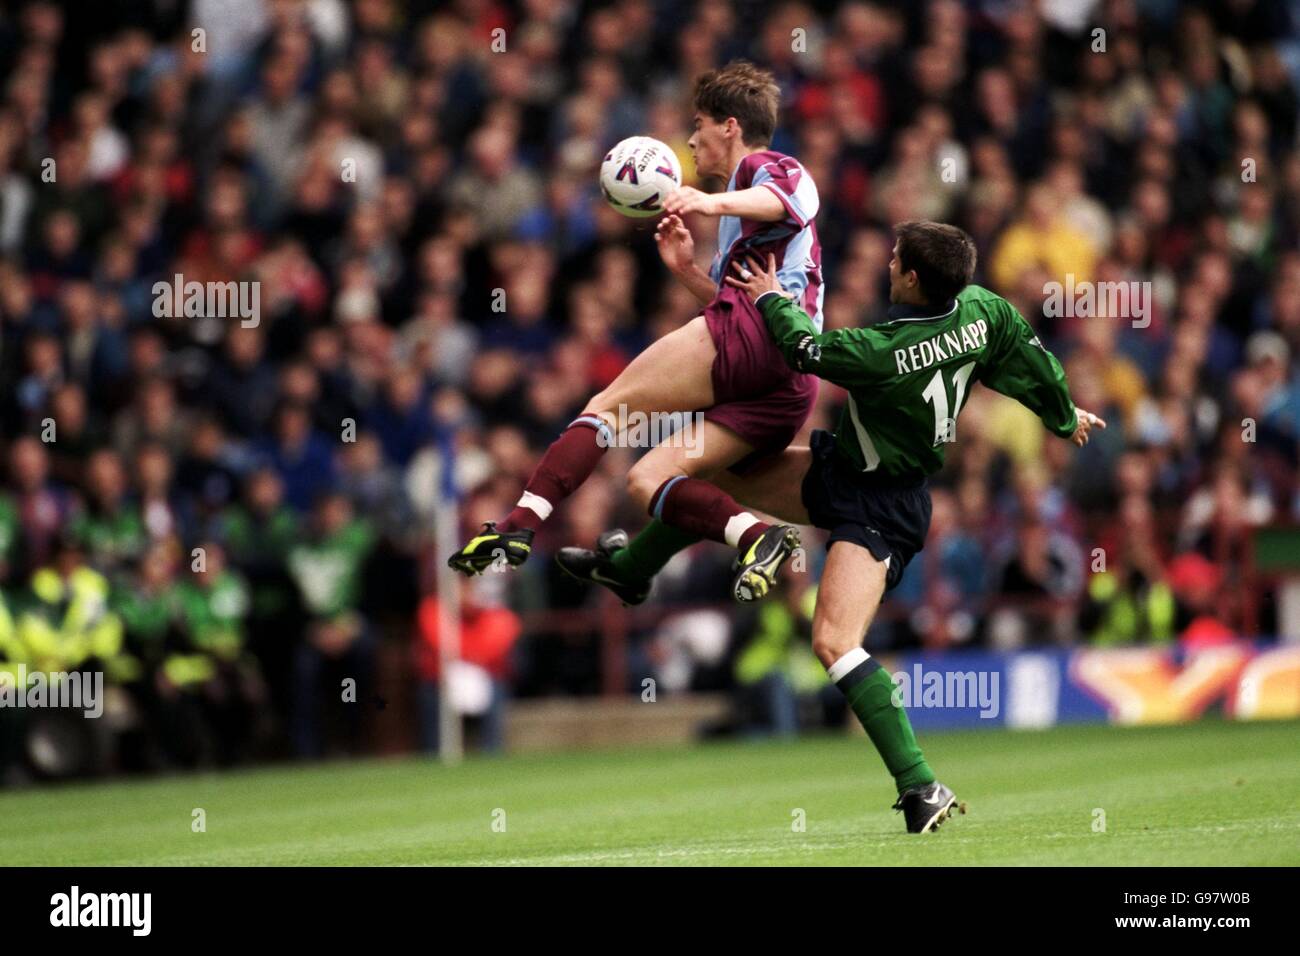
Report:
724,253,785,302
662,185,716,217
654,214,695,273
1070,408,1107,447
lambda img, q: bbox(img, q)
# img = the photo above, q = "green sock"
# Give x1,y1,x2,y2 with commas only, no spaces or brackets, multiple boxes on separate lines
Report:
609,519,700,582
834,651,934,793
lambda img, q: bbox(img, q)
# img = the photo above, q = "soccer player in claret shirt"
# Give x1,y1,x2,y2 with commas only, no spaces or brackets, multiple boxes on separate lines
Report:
566,221,1107,832
449,61,824,602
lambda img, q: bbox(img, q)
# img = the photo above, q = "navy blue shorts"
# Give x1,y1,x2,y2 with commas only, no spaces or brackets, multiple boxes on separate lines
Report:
800,430,932,591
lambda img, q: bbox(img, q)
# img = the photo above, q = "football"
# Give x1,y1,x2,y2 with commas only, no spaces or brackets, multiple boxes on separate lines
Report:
599,135,682,217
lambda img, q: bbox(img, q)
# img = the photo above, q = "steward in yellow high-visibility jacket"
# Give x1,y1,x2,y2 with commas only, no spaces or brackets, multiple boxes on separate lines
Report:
735,583,828,693
15,556,138,683
1081,568,1176,647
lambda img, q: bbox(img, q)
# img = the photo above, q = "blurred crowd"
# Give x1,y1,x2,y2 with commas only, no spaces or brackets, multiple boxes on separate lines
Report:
1,0,1299,772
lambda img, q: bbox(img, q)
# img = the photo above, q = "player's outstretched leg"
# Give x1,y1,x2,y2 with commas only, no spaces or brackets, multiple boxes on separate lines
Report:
566,445,815,603
558,517,801,604
639,471,799,603
553,421,750,600
624,425,799,604
813,540,964,833
448,317,716,576
639,441,811,603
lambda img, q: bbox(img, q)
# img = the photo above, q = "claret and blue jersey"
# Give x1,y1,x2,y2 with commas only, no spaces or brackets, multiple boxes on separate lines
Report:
709,150,825,332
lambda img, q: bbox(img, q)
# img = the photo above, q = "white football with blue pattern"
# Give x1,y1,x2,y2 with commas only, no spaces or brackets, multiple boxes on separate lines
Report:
599,136,682,218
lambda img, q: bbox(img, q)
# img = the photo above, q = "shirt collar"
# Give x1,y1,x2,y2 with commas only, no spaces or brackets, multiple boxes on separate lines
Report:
886,298,958,323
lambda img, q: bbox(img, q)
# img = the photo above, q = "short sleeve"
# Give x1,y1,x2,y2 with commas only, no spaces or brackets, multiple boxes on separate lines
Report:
750,155,820,227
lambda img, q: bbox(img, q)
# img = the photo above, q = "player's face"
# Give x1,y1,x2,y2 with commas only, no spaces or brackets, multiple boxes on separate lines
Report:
888,242,904,301
888,241,918,304
688,111,729,178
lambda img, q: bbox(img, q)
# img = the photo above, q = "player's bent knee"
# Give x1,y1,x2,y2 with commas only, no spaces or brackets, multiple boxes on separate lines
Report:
811,629,858,670
581,394,619,426
626,461,673,512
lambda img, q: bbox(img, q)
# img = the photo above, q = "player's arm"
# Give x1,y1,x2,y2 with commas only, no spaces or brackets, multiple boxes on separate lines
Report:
662,185,786,221
655,214,717,306
981,303,1105,446
727,254,880,388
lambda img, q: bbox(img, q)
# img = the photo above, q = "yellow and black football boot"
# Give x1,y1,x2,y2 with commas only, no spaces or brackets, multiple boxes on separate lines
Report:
447,522,534,576
731,525,801,603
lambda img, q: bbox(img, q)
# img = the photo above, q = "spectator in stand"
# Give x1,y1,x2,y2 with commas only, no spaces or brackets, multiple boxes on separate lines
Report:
286,492,376,757
69,448,145,580
219,468,301,718
6,438,73,579
258,401,337,513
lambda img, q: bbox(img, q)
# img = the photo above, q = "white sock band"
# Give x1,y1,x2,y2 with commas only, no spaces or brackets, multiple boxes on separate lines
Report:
723,512,761,548
518,491,553,521
827,647,871,684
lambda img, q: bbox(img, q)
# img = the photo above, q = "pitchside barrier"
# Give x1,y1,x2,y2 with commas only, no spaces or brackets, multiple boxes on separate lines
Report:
511,593,1299,732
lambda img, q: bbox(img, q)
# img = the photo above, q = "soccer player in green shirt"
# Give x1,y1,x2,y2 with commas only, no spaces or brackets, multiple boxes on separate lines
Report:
562,221,1105,832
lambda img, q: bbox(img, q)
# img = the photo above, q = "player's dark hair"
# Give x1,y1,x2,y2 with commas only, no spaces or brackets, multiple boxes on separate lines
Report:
893,221,977,305
693,60,780,147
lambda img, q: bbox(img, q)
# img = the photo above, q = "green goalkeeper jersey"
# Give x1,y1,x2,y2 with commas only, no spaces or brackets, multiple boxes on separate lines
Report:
757,284,1079,477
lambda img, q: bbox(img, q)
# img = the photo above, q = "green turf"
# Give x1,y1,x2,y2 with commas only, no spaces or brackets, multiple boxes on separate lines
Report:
2,719,1297,865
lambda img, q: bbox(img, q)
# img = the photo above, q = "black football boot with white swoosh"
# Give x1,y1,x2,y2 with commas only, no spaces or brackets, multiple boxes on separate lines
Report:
555,529,652,606
892,780,965,834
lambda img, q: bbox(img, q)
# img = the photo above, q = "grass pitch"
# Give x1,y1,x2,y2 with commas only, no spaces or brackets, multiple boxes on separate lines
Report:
3,719,1296,866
